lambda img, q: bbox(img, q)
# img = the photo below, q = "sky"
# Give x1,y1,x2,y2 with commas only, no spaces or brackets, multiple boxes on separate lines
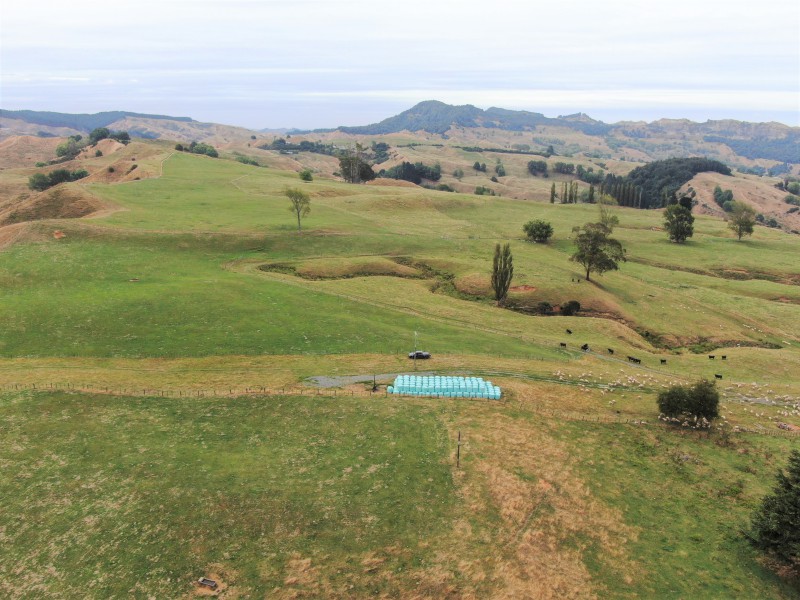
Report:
1,0,799,129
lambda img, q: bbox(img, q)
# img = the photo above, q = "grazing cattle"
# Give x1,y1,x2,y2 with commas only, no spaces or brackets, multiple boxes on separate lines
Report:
566,329,573,335
560,342,567,348
721,355,727,360
660,359,667,365
715,374,723,380
607,348,614,354
580,343,589,351
709,355,715,359
627,356,641,364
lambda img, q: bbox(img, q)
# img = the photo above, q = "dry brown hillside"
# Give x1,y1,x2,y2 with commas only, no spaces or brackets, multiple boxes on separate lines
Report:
106,116,261,145
0,186,108,226
686,172,800,231
0,139,171,228
0,136,63,169
0,117,80,140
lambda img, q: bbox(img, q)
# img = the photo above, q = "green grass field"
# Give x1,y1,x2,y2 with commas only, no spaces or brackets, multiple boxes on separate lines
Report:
1,148,799,597
1,389,796,598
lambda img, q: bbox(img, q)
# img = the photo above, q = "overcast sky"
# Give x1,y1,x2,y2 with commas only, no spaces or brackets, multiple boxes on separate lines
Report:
2,0,798,129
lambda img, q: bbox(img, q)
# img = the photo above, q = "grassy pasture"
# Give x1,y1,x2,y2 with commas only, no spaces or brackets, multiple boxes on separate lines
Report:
2,148,800,597
0,151,793,361
1,389,797,598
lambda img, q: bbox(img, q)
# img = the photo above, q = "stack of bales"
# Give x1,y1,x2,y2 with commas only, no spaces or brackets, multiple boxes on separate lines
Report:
387,375,501,400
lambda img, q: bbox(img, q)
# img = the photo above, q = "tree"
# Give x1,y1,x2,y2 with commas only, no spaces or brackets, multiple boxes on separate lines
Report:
570,223,625,282
728,201,756,240
89,127,110,144
663,204,694,243
657,380,719,423
523,219,554,243
748,450,800,568
453,168,464,180
28,173,50,192
491,243,513,306
550,182,556,203
299,169,313,182
560,300,581,316
338,149,375,183
527,160,547,176
285,187,310,232
598,195,619,231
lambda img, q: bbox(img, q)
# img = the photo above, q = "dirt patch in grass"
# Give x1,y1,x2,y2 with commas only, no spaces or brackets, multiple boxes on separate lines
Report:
445,403,639,598
510,284,537,292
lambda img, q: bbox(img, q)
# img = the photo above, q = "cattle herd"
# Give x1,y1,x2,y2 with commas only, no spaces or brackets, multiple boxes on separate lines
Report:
557,329,724,379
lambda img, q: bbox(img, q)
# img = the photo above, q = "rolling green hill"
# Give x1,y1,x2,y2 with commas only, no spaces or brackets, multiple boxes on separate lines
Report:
1,141,799,598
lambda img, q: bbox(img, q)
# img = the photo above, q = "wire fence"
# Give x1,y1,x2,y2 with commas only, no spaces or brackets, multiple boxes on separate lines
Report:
3,381,798,439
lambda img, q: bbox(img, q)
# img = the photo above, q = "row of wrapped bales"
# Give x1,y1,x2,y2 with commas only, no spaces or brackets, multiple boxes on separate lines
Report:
387,375,501,400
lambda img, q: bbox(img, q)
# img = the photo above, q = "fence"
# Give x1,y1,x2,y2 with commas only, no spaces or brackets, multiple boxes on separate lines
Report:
2,382,798,439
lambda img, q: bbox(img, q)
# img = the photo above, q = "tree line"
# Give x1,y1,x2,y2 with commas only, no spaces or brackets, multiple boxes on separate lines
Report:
28,168,89,191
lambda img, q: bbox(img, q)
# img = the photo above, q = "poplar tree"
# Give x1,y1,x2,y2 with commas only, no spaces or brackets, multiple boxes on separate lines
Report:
491,243,514,306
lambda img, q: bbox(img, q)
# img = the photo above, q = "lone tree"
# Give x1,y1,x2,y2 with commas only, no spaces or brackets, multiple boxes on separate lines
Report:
338,144,375,183
748,450,800,569
299,169,313,182
728,201,756,240
491,243,513,306
284,187,310,232
570,223,625,282
523,219,553,243
664,203,695,243
657,379,720,424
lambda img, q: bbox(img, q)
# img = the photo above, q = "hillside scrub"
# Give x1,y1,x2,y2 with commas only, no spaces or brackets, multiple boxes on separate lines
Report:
379,161,441,184
28,168,89,192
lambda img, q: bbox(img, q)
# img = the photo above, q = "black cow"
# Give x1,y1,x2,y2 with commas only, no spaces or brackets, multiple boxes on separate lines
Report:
660,359,667,365
580,343,589,351
721,355,727,360
709,355,715,359
560,342,567,348
607,348,614,354
566,329,573,335
715,374,723,379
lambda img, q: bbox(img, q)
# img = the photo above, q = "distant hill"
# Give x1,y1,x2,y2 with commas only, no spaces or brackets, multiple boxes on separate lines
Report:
0,110,194,132
335,100,611,136
0,110,263,145
331,101,799,164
